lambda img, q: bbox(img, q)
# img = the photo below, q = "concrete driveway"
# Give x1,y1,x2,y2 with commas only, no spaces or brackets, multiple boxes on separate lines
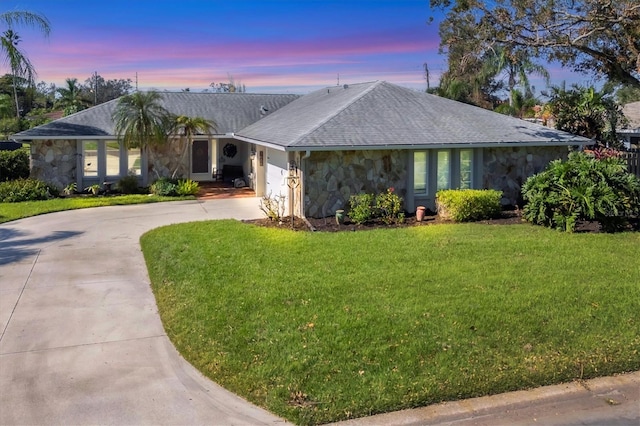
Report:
0,198,290,425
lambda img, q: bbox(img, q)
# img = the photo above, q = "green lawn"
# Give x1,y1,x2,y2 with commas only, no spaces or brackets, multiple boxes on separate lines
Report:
0,195,192,224
141,220,640,425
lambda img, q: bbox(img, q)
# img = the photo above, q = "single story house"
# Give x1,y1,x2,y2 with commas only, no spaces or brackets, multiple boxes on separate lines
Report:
13,81,592,218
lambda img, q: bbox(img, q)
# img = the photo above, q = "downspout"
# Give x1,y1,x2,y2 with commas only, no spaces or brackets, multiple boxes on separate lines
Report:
300,150,311,219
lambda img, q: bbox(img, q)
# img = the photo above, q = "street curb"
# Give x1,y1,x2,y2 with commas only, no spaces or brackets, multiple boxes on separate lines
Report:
328,371,640,425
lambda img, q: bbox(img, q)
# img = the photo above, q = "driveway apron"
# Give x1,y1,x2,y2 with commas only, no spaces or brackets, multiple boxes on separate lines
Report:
0,199,289,425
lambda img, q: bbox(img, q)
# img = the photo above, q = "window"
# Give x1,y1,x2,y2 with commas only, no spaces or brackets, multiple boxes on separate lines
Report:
127,148,141,175
105,141,120,177
414,151,428,194
459,149,473,189
83,141,98,177
437,150,450,191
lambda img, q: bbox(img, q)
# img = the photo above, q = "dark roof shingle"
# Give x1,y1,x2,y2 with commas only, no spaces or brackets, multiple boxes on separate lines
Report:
13,92,300,139
237,81,592,149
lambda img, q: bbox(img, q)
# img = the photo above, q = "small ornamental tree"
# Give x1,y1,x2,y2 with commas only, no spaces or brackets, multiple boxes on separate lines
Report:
522,152,640,232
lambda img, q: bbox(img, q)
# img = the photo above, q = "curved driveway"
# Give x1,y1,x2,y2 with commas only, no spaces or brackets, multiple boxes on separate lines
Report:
0,199,289,425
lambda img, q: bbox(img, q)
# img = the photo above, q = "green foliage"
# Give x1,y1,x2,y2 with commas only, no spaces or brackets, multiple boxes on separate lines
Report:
522,152,640,232
116,175,140,194
63,182,77,195
259,192,286,221
430,1,640,89
149,177,178,196
142,220,640,425
348,192,375,225
0,117,21,137
84,183,101,195
349,190,406,225
112,91,172,150
375,187,405,224
0,148,29,181
547,84,625,146
0,178,58,202
436,189,503,222
176,178,199,196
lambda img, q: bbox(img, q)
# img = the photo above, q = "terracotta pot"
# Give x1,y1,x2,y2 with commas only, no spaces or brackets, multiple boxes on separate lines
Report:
416,206,426,222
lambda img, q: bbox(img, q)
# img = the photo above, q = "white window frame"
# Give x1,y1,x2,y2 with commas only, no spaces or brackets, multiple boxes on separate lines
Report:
413,150,429,195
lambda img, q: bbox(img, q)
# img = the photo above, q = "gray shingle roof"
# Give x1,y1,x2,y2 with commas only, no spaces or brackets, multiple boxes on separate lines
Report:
236,81,592,150
13,92,300,139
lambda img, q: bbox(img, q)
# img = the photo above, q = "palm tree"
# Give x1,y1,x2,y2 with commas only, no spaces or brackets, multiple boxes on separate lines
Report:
1,9,50,117
56,78,87,115
484,46,550,108
1,9,50,33
1,29,34,118
170,115,216,178
112,91,173,181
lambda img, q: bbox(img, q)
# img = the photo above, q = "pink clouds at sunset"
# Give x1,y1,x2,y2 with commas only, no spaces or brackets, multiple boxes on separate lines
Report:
4,0,443,93
5,0,588,94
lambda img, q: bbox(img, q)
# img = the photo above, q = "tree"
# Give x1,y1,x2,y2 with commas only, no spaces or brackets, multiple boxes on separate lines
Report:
56,78,88,115
484,46,550,108
615,85,640,105
430,0,640,88
210,75,246,93
83,73,132,105
170,115,216,178
112,91,173,179
1,30,34,117
1,9,50,117
0,93,11,118
546,84,624,146
33,80,56,109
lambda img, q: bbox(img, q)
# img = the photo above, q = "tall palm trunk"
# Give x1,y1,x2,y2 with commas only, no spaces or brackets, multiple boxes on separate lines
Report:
12,74,19,118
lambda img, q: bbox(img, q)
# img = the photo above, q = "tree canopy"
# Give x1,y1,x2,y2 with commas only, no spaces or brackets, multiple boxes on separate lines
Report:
430,0,640,88
112,91,173,150
547,84,624,146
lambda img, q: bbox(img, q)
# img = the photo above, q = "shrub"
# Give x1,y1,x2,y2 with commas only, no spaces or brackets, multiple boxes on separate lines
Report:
150,177,178,196
0,149,29,182
436,189,502,222
63,182,77,195
176,179,199,196
259,192,286,221
0,178,59,202
348,193,375,225
116,175,141,194
85,184,101,195
522,152,640,232
375,187,405,224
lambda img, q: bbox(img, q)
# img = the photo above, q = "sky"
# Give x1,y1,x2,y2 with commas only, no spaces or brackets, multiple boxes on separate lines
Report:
4,0,593,95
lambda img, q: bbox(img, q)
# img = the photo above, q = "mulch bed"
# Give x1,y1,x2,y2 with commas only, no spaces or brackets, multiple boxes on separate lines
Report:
244,210,639,233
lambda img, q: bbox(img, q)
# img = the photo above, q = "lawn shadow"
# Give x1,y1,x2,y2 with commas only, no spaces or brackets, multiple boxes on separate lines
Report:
0,227,83,266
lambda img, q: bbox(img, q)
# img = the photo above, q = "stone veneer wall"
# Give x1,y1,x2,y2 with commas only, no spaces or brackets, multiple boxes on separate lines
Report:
149,140,189,179
304,150,407,218
30,140,77,189
483,146,569,206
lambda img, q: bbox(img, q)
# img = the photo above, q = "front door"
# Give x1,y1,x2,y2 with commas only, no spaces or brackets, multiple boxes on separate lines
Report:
191,139,210,181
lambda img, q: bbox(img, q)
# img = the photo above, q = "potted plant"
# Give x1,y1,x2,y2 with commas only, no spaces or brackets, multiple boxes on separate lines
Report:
85,184,101,196
63,182,77,196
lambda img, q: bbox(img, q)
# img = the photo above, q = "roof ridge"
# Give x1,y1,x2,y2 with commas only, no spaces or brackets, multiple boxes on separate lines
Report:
288,81,382,146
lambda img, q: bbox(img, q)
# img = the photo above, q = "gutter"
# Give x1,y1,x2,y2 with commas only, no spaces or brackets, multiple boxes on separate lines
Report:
279,139,593,152
231,133,287,152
